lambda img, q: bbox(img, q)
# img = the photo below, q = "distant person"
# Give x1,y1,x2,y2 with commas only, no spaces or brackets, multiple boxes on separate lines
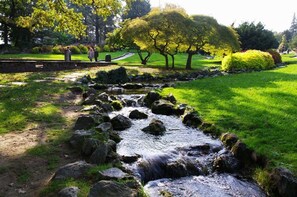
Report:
88,47,94,62
94,47,99,62
64,47,71,61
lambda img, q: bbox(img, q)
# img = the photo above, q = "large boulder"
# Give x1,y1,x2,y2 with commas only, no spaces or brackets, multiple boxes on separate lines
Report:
82,138,101,156
270,167,297,197
74,115,97,130
98,168,129,180
53,161,93,180
129,110,148,119
89,143,108,164
88,180,137,197
212,152,240,173
151,99,176,115
95,67,129,84
143,91,162,107
182,111,203,128
95,122,113,134
111,115,132,131
69,130,94,150
142,119,166,135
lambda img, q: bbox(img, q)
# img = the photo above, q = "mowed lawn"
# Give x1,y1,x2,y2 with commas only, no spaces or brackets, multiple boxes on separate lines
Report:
162,55,297,174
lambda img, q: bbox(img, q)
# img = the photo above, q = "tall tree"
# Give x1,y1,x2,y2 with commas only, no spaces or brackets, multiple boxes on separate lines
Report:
17,0,132,38
236,22,278,51
289,13,297,37
122,0,150,20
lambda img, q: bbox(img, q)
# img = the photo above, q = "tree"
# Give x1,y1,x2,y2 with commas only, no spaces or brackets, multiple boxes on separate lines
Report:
289,13,297,37
236,22,278,51
122,0,150,20
16,0,132,38
182,15,240,69
278,35,289,52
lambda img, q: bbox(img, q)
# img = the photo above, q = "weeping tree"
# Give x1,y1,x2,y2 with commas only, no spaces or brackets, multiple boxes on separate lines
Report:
181,15,240,69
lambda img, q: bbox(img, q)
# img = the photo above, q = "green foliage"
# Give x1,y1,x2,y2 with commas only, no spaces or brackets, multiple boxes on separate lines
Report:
266,49,282,64
31,47,41,54
52,45,63,54
236,22,279,51
78,44,88,54
103,45,111,52
162,62,297,174
40,45,53,53
40,178,91,197
221,50,275,72
70,45,81,54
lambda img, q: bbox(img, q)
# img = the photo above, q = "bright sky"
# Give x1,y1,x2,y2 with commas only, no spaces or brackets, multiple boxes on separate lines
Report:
150,0,297,33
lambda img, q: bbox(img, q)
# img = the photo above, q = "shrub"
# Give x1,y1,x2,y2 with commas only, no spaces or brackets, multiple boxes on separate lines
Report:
266,49,282,64
40,45,53,53
52,45,63,54
31,47,41,54
70,45,81,54
221,50,275,72
103,45,110,52
78,44,88,54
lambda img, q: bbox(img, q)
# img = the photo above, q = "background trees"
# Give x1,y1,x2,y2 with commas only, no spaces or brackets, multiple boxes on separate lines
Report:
235,22,278,51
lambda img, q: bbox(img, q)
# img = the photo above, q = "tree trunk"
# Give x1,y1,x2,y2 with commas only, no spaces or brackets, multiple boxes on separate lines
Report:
186,53,194,70
164,54,169,69
3,24,8,46
95,16,100,44
170,54,175,69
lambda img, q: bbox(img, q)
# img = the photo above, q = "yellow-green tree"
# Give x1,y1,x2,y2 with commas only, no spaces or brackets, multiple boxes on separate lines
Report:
17,0,133,38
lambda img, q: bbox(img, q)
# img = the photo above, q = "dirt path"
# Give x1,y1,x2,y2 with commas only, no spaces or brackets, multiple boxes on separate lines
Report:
0,88,83,196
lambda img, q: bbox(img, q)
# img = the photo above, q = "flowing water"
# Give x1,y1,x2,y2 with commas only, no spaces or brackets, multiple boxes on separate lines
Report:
111,94,266,197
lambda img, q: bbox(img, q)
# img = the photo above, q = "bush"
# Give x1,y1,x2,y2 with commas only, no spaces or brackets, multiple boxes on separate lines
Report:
40,45,53,53
70,45,81,54
52,45,63,54
221,50,275,72
266,49,282,64
103,45,110,52
78,44,88,54
31,47,41,54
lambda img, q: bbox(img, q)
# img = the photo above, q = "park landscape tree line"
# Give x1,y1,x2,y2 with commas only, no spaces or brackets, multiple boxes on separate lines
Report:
0,0,297,69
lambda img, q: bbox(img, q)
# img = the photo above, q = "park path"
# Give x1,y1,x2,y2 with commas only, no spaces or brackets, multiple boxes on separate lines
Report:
112,52,134,61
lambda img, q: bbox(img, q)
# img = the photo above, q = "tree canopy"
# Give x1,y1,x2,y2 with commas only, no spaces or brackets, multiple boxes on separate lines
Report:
236,22,278,51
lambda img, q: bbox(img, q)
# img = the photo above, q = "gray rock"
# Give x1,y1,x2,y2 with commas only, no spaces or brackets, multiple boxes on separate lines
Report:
58,186,80,197
82,138,101,156
69,130,94,149
88,180,137,197
270,167,297,197
95,122,113,134
111,115,132,131
143,91,162,107
97,92,110,102
101,103,113,113
129,110,148,119
220,133,239,149
142,119,166,135
83,93,97,105
151,99,176,115
182,111,203,128
164,93,177,104
74,115,96,130
53,161,93,180
122,83,143,89
89,143,108,164
98,168,128,180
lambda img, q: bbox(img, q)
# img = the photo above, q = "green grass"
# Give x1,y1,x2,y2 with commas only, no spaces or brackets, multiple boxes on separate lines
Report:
0,51,126,61
116,53,221,69
162,54,297,174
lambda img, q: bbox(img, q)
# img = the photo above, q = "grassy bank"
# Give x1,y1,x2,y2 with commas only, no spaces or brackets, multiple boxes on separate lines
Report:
162,54,297,174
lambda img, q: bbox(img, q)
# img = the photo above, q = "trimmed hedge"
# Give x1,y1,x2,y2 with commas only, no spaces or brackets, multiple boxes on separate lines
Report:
221,50,275,72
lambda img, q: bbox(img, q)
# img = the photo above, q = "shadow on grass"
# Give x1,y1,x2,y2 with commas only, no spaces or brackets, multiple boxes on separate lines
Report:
165,66,297,173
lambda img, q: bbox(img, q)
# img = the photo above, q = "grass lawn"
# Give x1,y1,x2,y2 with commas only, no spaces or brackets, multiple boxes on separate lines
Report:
0,51,126,61
116,52,221,69
162,54,297,174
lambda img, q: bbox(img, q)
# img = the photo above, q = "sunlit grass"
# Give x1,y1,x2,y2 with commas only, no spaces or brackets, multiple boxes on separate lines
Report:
162,58,297,174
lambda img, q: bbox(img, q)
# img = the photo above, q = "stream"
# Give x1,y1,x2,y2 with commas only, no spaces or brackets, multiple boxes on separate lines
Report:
109,94,267,197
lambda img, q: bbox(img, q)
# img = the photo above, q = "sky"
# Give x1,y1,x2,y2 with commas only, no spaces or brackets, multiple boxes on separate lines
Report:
150,0,297,33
